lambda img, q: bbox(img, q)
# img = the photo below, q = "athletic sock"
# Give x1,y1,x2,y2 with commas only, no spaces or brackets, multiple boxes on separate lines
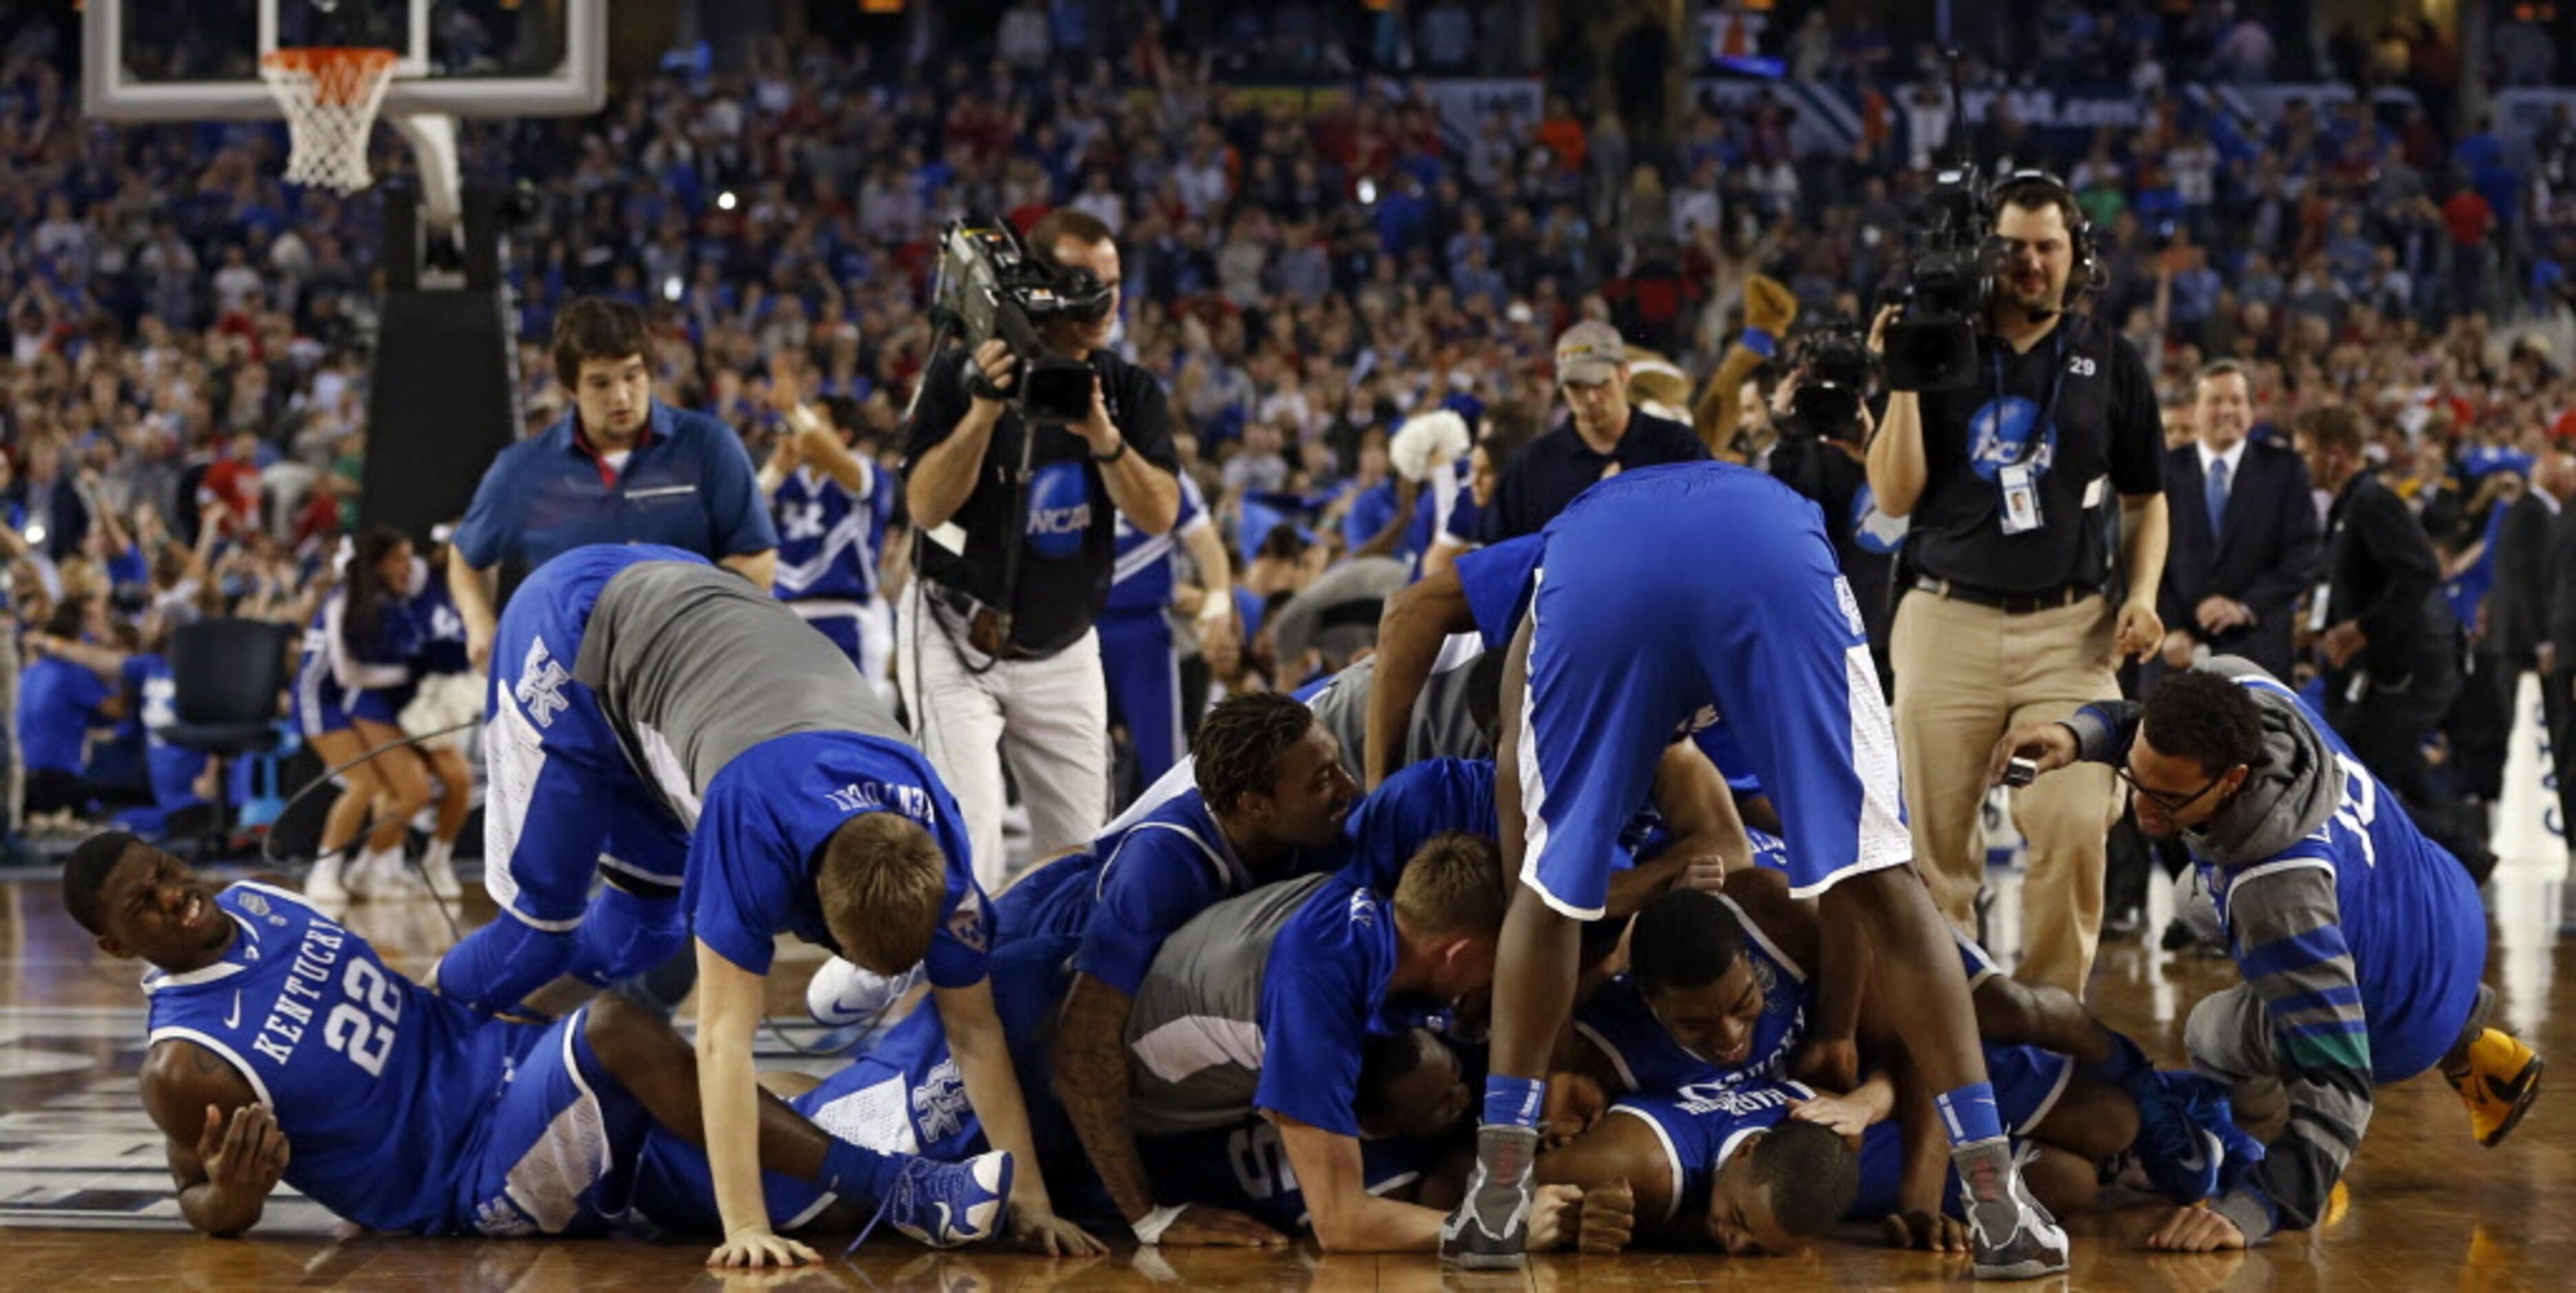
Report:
422,835,455,868
1482,1074,1547,1131
1936,1081,2007,1149
822,1138,904,1201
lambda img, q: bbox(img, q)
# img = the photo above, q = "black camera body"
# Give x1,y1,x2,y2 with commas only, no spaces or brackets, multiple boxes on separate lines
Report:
931,216,1115,424
1883,161,2005,392
1786,319,1878,441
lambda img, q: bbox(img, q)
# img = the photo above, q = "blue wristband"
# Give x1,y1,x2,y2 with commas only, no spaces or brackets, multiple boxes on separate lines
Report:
1740,327,1779,359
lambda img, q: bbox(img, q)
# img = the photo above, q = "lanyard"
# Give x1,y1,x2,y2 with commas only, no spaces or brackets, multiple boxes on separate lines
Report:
1989,326,2068,469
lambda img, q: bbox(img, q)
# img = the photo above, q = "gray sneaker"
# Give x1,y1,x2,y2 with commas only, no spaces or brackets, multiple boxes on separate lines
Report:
1966,1161,2070,1279
1439,1125,1537,1270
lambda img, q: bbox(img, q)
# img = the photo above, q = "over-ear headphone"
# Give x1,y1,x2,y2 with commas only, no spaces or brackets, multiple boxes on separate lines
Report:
1990,169,2102,302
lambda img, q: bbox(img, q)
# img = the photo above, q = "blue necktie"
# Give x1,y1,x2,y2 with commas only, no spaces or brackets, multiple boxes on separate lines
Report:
2206,457,2231,538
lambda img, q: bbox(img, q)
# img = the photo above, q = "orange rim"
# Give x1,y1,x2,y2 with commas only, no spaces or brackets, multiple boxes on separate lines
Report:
260,47,399,108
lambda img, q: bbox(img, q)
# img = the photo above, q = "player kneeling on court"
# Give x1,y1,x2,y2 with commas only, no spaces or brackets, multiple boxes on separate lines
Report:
430,542,1091,1262
65,834,1005,1250
1996,660,2545,1252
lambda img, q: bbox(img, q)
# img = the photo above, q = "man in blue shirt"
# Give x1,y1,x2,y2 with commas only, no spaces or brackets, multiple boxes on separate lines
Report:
447,296,778,671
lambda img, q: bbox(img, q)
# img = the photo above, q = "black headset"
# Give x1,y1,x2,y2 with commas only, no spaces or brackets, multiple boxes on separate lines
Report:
1991,169,2103,302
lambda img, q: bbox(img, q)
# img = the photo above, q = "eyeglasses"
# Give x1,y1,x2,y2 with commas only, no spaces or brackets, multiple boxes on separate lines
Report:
2117,764,2226,816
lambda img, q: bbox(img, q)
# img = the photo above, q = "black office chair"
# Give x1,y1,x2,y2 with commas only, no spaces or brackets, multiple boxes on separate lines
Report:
160,618,291,856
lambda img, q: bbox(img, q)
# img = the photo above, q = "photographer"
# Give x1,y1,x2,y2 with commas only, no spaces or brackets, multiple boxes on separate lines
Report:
1865,173,2169,996
903,209,1181,891
1767,322,1900,693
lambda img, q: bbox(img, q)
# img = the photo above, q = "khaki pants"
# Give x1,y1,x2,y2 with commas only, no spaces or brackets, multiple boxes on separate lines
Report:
1890,590,2121,996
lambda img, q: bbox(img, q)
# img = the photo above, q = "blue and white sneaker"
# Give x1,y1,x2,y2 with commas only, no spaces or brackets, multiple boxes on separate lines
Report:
2172,1074,2267,1194
882,1150,1014,1248
2130,1071,2223,1203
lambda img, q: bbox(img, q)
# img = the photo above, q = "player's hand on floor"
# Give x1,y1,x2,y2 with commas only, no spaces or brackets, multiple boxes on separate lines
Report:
1541,1072,1606,1148
1788,1036,1861,1093
1577,1179,1637,1254
200,1102,291,1195
1985,722,2079,788
1788,1091,1874,1142
705,1228,820,1268
1151,1204,1286,1248
1525,1183,1584,1252
2145,1203,2247,1252
1011,1203,1109,1256
1883,1208,1971,1252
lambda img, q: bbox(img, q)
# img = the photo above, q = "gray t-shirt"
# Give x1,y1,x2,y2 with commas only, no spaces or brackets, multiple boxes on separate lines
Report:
1122,872,1334,1137
576,560,910,826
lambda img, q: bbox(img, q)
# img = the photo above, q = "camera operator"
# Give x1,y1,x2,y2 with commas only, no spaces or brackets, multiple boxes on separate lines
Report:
903,209,1181,892
1768,322,1901,692
1865,173,2170,996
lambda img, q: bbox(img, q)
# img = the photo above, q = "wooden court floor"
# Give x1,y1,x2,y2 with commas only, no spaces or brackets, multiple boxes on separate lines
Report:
5,859,2571,1292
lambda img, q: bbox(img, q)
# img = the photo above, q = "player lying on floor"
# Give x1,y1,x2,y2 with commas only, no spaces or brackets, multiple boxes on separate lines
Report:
63,834,1007,1248
1545,885,2258,1250
431,542,1089,1263
1998,660,2546,1252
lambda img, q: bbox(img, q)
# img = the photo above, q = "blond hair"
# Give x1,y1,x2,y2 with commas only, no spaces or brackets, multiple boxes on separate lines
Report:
817,813,949,974
1392,832,1509,939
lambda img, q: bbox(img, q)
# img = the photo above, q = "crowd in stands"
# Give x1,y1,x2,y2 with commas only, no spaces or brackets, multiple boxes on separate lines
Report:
5,0,2576,842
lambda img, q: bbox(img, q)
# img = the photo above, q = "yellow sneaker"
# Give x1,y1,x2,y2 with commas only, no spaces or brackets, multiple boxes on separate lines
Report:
2445,1029,2542,1148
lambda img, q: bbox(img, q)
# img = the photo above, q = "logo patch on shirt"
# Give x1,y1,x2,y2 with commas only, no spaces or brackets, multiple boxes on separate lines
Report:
946,885,987,954
514,637,572,728
912,1056,971,1143
1025,460,1094,560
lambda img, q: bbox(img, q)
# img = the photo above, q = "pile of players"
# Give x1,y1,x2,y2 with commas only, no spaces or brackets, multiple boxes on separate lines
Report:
67,459,2541,1276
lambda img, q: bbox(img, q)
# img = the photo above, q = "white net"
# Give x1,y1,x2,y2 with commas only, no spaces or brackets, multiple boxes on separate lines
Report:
260,48,399,195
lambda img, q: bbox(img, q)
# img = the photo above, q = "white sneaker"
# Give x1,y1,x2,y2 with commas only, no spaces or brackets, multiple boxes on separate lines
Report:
805,956,923,1028
352,848,432,901
306,854,351,904
418,839,463,901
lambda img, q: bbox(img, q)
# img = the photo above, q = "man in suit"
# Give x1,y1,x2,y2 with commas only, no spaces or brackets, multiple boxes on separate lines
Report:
2113,360,2325,944
2155,359,2323,684
2296,406,2491,882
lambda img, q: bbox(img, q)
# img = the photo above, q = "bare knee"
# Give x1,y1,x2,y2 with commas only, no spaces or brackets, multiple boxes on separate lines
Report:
582,994,689,1082
1973,976,2040,1044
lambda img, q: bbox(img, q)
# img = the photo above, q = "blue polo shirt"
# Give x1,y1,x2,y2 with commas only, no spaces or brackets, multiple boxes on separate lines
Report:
453,401,777,572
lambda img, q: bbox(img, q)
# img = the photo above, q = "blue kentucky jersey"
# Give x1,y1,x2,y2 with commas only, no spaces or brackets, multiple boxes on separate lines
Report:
2198,674,2489,1082
143,883,523,1234
773,463,894,603
1106,472,1209,614
1003,786,1348,998
1251,875,1408,1139
1575,892,1808,1095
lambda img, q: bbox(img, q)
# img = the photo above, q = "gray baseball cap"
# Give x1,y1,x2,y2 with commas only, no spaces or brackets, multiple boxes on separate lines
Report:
1554,320,1628,386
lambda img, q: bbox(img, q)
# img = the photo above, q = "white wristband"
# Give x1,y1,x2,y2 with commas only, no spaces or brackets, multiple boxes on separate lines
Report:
1131,1203,1186,1245
1195,596,1233,628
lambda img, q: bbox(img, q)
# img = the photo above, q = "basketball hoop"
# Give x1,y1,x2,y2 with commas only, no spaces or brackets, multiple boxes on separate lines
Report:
260,48,399,194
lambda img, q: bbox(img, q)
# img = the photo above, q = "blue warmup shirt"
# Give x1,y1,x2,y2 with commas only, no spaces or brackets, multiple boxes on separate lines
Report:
773,461,896,603
1518,463,1909,914
2197,673,2489,1082
685,729,991,987
453,401,778,572
20,655,112,775
1251,873,1410,1139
